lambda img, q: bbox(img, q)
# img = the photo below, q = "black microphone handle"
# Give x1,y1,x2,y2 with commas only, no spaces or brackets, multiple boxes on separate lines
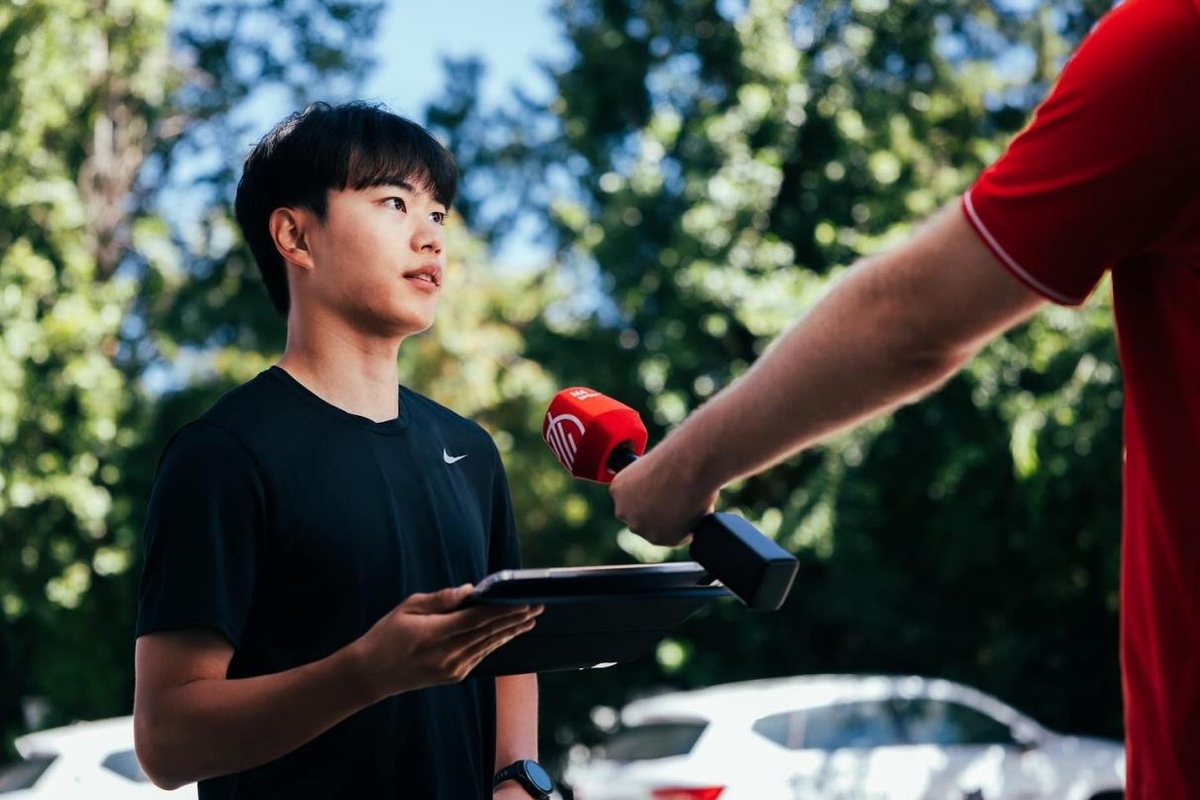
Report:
606,443,640,473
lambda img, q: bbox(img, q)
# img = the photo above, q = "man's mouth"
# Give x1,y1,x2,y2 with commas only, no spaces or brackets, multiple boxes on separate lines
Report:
403,265,443,287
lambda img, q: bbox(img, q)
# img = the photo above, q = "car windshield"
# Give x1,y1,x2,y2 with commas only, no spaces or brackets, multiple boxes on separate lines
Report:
595,721,708,763
0,755,55,793
753,698,1020,751
102,749,152,783
801,700,907,749
891,699,1019,746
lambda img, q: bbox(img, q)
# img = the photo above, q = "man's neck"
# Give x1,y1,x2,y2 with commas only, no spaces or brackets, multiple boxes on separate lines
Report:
277,311,406,423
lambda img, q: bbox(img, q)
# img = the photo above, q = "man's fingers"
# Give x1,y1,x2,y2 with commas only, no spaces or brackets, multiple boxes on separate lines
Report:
440,603,540,637
401,584,473,614
441,605,541,648
395,591,537,648
437,607,541,666
456,616,539,671
429,616,539,685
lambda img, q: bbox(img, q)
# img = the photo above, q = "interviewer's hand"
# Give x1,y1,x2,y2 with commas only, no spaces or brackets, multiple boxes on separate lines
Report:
609,442,718,547
349,586,541,703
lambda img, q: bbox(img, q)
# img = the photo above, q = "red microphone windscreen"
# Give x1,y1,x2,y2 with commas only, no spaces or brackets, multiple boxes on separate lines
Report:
543,388,649,483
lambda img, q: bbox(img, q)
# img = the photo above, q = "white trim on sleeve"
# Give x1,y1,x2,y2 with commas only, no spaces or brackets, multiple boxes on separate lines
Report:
962,189,1084,305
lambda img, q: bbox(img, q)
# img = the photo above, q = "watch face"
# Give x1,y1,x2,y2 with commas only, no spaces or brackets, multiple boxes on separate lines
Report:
523,760,554,793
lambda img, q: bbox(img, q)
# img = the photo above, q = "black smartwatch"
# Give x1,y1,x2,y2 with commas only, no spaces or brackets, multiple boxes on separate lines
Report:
492,759,554,799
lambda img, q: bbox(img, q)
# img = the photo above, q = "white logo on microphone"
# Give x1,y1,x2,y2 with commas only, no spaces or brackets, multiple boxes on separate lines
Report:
544,413,585,471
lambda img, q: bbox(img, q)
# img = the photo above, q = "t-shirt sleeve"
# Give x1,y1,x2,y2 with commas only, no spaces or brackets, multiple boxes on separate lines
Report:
962,0,1200,305
136,421,267,647
486,443,523,574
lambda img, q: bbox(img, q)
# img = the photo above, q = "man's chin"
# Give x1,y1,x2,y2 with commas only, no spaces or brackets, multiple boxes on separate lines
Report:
350,310,436,340
385,300,439,335
394,312,437,338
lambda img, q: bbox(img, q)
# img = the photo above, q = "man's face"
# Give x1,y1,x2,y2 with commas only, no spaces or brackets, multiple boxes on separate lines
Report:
301,180,448,337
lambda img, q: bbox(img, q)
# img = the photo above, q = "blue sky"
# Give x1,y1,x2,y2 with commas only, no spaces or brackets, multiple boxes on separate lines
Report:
364,0,565,119
360,1,568,268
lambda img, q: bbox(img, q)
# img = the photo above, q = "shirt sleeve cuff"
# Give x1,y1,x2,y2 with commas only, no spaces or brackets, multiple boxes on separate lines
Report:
961,190,1089,307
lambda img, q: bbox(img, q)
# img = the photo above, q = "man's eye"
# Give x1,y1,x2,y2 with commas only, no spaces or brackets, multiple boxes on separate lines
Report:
430,211,446,226
385,197,406,211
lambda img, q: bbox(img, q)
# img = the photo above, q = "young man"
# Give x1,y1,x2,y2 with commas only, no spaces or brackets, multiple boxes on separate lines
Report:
134,102,548,799
609,0,1199,796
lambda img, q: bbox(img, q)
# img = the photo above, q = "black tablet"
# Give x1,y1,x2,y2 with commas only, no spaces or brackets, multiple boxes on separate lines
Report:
467,562,732,676
473,561,720,599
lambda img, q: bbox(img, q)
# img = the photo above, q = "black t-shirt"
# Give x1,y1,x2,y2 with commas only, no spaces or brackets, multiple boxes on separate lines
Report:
136,367,522,799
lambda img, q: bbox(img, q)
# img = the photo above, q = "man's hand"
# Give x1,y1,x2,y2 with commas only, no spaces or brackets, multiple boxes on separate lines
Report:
610,439,718,547
349,586,541,703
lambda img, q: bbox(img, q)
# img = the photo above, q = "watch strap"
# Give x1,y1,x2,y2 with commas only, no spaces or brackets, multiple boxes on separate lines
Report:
493,761,521,786
492,759,552,799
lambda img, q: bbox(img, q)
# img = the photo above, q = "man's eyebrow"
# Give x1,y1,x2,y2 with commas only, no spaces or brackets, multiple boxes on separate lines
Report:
367,180,446,208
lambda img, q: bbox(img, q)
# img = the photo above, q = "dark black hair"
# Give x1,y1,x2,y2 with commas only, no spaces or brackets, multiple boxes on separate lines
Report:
233,101,458,316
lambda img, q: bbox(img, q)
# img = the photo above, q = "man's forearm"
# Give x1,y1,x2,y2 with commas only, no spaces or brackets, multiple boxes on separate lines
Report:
666,262,964,492
137,588,542,790
135,642,374,789
662,206,1044,494
494,673,539,769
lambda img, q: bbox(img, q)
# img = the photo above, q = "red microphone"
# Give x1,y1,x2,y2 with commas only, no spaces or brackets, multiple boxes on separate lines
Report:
542,388,798,611
542,388,648,482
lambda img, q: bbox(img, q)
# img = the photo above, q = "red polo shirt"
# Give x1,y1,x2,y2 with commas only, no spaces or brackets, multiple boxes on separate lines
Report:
962,0,1200,795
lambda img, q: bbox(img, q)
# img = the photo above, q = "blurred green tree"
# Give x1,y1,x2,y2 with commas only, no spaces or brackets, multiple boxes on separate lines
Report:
0,0,382,746
0,0,177,744
425,0,1123,769
0,0,1129,787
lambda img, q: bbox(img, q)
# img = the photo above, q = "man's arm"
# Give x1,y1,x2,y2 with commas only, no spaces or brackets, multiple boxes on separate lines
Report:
493,673,539,798
134,586,540,789
134,630,368,790
610,203,1046,545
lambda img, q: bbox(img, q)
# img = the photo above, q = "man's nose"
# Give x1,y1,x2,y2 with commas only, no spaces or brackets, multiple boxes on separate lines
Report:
412,217,443,254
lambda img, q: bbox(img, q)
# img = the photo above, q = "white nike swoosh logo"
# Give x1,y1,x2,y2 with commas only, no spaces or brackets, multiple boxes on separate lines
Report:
443,449,467,464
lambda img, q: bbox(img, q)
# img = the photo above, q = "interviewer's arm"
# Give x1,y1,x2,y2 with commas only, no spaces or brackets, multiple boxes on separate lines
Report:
610,204,1046,544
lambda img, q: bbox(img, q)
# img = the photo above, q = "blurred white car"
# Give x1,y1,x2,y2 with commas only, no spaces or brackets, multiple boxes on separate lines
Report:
0,716,195,798
565,674,1125,800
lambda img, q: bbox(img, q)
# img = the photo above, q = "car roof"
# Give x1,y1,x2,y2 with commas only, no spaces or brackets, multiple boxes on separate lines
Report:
14,716,134,759
620,674,1032,729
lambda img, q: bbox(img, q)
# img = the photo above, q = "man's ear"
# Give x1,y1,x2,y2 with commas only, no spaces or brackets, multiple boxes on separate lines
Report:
269,207,315,271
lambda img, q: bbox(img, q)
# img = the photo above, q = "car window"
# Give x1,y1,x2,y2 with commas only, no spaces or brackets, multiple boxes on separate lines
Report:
798,701,906,750
595,721,708,763
0,756,55,793
102,749,151,783
892,699,1019,747
752,711,807,749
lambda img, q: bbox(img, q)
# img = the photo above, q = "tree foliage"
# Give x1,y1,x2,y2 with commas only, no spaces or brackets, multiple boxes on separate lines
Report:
0,0,173,743
2,0,1126,787
425,0,1123,770
0,0,382,746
